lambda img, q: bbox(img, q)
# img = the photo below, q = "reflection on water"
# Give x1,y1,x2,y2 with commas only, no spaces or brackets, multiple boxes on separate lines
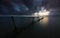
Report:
40,17,48,26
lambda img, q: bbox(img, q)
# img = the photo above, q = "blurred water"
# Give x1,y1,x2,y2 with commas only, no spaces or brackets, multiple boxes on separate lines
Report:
35,16,60,30
0,16,60,38
40,17,48,25
16,16,60,38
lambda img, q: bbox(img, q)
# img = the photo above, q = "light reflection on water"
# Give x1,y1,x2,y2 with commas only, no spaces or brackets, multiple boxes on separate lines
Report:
39,17,48,26
34,16,49,30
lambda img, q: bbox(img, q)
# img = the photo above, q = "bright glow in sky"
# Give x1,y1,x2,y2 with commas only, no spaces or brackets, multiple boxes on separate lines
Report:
33,7,50,17
33,9,50,16
39,9,50,16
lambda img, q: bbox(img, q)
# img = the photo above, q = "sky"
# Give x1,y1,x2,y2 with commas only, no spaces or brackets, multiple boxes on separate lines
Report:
0,0,60,15
42,0,60,9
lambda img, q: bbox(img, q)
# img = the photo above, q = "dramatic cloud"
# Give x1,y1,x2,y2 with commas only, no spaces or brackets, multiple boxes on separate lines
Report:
0,0,43,15
42,0,60,9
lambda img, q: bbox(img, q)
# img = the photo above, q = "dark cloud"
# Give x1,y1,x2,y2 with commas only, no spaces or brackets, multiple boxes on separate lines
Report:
0,0,43,15
42,0,60,9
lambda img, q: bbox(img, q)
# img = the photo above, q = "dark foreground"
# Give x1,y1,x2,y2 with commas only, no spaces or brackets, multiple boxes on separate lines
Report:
0,16,60,38
16,16,60,38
